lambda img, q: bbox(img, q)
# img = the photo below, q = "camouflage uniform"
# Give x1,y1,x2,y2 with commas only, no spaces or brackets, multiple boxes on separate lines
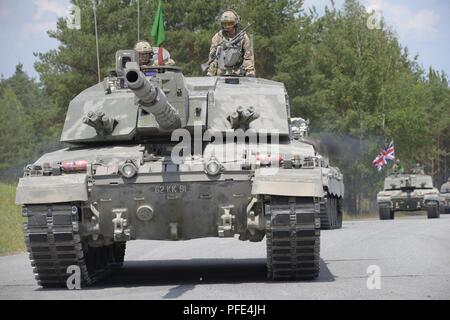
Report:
134,41,176,67
207,30,256,77
413,164,425,175
392,161,404,175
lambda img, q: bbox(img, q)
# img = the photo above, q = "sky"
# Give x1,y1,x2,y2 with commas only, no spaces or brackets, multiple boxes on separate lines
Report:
0,0,70,79
304,0,450,76
0,0,449,80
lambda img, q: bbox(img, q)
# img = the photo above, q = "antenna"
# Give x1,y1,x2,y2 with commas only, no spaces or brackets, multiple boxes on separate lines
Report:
92,0,101,83
137,0,140,41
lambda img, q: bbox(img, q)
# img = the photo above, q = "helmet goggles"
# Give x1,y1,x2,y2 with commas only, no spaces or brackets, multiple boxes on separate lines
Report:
222,21,236,29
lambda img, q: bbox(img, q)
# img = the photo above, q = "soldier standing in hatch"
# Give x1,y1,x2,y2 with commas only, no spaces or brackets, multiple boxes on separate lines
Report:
134,40,175,67
413,163,425,174
134,40,153,67
207,10,256,77
392,159,404,175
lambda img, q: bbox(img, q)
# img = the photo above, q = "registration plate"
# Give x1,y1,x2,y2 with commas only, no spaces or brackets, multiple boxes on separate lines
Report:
152,184,187,194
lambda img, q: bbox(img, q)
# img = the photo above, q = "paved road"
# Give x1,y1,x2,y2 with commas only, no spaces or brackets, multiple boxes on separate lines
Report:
1,215,449,300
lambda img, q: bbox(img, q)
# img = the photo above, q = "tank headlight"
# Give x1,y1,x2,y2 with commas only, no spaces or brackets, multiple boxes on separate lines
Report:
205,159,222,176
119,162,138,179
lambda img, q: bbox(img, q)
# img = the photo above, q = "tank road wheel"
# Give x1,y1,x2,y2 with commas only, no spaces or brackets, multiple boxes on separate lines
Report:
265,196,321,281
379,204,394,220
23,204,124,288
439,204,449,215
426,202,440,219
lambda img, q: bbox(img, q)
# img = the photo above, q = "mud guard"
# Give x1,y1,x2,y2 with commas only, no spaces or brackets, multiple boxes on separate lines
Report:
16,174,88,205
251,168,324,197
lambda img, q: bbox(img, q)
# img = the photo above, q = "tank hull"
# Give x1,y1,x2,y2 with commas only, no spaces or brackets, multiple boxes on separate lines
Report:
88,174,252,241
440,193,450,214
16,141,344,287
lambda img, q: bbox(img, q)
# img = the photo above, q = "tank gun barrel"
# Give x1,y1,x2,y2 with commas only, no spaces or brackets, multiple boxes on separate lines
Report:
125,65,181,131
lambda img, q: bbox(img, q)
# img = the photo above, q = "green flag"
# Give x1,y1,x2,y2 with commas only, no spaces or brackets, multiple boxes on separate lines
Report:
151,0,166,47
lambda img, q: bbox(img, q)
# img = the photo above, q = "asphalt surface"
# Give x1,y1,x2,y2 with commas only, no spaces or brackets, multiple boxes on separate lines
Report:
0,215,449,300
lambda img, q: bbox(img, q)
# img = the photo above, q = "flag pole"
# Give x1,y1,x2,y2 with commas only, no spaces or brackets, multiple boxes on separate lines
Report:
92,0,101,83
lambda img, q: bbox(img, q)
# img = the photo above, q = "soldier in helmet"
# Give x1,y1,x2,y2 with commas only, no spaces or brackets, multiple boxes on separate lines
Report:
207,9,256,77
134,40,176,68
134,40,153,67
413,163,425,174
392,159,404,175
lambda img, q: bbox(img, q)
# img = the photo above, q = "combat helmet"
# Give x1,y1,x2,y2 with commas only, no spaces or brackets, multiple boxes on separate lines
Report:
134,40,152,53
220,9,240,29
134,40,153,66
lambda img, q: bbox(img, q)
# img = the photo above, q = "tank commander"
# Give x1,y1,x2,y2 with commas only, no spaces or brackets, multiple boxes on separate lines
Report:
392,159,404,175
134,40,153,67
413,163,425,174
134,40,175,68
207,10,256,77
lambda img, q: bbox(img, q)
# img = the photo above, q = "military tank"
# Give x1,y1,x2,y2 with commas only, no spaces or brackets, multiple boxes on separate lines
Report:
377,173,441,220
16,49,344,288
290,117,310,140
439,178,450,214
290,118,344,230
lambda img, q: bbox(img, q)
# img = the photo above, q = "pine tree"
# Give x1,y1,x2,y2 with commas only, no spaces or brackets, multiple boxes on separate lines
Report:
0,87,34,171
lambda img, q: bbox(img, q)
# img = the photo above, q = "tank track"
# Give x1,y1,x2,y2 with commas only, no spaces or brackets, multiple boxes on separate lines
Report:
440,205,450,215
266,196,321,280
379,204,394,220
426,202,440,219
319,196,343,230
23,204,126,288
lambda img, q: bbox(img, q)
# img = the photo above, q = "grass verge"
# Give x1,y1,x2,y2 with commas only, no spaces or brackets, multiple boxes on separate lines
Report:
0,183,25,255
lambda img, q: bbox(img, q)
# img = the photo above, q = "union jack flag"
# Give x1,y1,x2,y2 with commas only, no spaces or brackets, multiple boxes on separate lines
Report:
373,141,395,171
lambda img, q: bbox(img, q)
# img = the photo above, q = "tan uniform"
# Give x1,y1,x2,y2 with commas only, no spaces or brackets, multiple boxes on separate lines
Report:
392,162,404,174
207,30,255,77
